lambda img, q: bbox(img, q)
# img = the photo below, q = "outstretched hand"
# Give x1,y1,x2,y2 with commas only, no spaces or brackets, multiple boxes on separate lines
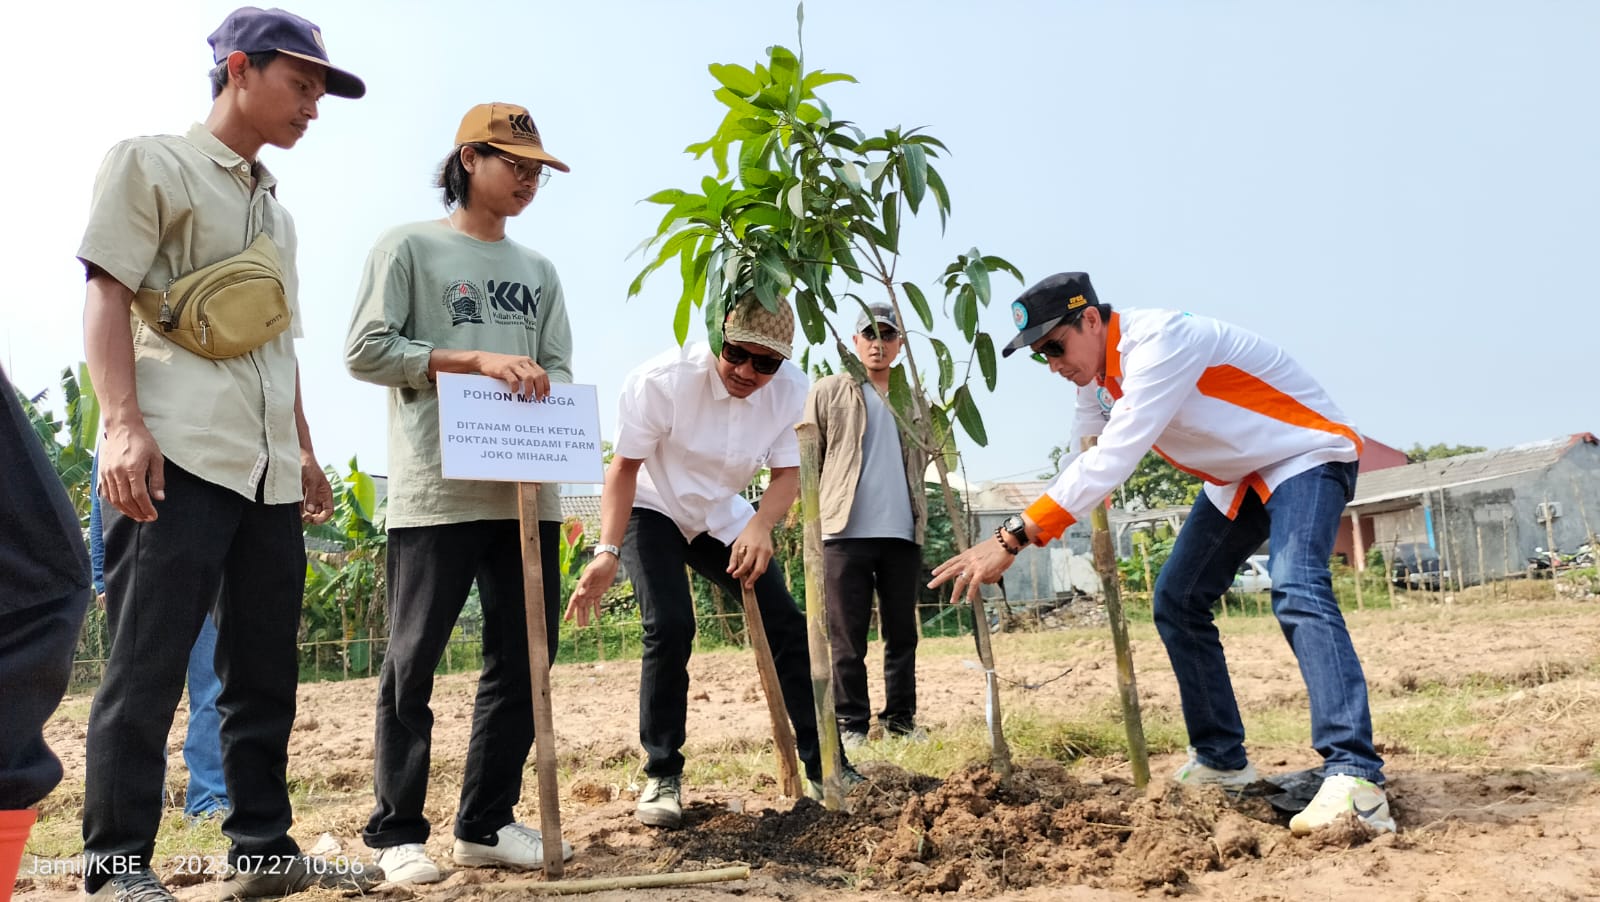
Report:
928,534,1017,603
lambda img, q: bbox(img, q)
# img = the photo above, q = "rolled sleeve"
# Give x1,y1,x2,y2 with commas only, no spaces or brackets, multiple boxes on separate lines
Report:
613,368,670,461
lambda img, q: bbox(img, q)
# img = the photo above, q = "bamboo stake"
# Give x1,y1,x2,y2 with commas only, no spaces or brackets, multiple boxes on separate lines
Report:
1544,497,1559,599
1348,509,1365,611
1083,436,1150,788
1476,526,1486,590
796,423,846,807
929,450,1012,782
739,584,803,799
517,484,564,877
491,864,751,895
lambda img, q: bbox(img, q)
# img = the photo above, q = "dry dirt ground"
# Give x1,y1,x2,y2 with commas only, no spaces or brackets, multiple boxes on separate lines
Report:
18,585,1600,902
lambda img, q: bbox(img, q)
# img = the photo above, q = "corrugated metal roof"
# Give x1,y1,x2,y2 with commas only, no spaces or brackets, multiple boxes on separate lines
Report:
1350,435,1587,507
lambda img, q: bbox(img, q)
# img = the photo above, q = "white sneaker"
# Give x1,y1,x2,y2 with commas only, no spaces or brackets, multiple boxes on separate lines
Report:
636,775,683,828
1289,774,1397,836
452,822,575,870
1172,747,1259,789
373,843,442,885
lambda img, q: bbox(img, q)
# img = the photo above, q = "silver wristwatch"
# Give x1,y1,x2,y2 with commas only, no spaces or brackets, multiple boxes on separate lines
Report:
594,543,621,559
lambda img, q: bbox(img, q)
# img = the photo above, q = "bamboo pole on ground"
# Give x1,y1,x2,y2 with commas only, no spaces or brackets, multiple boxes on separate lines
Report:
491,864,751,894
739,584,803,799
1083,437,1150,788
796,423,846,807
517,483,564,877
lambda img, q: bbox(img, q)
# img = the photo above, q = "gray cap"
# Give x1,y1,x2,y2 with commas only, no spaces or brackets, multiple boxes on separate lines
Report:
855,303,899,333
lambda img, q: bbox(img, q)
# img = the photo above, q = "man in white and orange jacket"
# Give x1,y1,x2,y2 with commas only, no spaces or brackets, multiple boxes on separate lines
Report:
931,272,1394,837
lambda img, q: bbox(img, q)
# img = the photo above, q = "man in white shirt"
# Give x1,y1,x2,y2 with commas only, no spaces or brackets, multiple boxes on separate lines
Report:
566,295,854,828
931,272,1394,838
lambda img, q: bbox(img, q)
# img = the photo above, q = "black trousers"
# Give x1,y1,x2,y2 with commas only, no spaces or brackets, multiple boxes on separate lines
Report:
0,590,90,809
624,508,825,781
823,538,922,734
83,462,304,890
363,519,559,848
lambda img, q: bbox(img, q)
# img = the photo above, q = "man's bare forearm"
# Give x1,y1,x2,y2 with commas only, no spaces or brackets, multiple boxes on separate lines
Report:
83,273,142,431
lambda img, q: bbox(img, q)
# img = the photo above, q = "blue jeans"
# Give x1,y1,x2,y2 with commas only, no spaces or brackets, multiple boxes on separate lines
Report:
182,615,229,818
1152,460,1383,783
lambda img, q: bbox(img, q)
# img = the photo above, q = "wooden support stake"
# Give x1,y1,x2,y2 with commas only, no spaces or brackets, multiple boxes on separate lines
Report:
518,483,564,877
491,864,751,895
1349,509,1366,611
797,423,846,807
1083,437,1150,788
740,584,803,799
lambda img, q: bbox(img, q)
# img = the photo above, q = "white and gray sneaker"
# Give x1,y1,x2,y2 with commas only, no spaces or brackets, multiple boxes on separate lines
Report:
453,822,574,870
1289,774,1397,836
1172,746,1259,790
636,774,683,828
373,843,442,885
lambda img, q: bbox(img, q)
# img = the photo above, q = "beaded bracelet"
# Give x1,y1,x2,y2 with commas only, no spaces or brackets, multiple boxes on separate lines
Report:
993,525,1021,556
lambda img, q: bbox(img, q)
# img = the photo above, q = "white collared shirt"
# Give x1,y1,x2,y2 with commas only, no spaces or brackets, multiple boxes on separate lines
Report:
613,342,807,544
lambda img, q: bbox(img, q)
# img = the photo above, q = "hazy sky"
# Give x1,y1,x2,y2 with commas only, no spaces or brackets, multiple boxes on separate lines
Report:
5,1,1595,488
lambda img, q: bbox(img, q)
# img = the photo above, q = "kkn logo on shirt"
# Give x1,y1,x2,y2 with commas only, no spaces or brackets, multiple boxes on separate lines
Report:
442,279,542,328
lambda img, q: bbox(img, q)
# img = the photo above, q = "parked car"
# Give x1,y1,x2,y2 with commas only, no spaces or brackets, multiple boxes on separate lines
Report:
1388,542,1449,590
1231,554,1272,593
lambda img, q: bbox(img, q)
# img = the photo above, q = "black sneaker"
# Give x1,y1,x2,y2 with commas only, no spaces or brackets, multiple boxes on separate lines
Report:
85,870,175,902
210,854,376,899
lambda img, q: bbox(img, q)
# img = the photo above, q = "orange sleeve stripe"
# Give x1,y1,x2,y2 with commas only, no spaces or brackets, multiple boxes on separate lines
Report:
1194,365,1364,455
1024,494,1077,543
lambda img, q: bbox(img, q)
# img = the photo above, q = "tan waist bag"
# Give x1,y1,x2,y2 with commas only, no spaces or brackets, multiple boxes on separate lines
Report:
132,233,292,360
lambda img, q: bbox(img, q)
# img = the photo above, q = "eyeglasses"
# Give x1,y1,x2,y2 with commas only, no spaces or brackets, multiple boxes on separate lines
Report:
860,326,900,342
720,342,784,375
1030,338,1066,364
493,154,551,186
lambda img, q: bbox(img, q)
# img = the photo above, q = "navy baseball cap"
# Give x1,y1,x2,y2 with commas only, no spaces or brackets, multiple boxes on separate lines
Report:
209,7,366,99
1001,272,1100,357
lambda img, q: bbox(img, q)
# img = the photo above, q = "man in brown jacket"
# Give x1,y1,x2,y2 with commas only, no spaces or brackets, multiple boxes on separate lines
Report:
801,304,930,746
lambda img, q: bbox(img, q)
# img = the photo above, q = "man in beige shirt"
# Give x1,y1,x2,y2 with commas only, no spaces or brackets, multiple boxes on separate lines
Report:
76,9,366,900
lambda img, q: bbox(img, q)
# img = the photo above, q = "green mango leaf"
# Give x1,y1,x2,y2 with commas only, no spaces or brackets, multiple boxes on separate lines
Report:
839,345,869,385
882,192,900,252
975,331,997,391
981,254,1026,283
931,336,954,397
901,143,927,213
709,62,763,96
902,281,933,329
925,165,951,231
674,293,693,345
803,70,858,94
643,188,689,206
955,284,978,340
888,364,913,423
953,385,988,446
704,288,728,352
795,289,826,344
965,250,991,305
785,183,804,218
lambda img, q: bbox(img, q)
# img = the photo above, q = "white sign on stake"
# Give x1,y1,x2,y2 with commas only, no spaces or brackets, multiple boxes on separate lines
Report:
436,373,605,484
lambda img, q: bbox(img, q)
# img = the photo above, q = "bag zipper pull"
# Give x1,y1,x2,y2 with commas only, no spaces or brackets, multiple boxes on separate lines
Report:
200,320,210,346
158,284,175,331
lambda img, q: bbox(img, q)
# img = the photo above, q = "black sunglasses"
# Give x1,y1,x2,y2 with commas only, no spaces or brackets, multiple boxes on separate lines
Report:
1030,338,1067,364
721,342,784,375
860,326,900,342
